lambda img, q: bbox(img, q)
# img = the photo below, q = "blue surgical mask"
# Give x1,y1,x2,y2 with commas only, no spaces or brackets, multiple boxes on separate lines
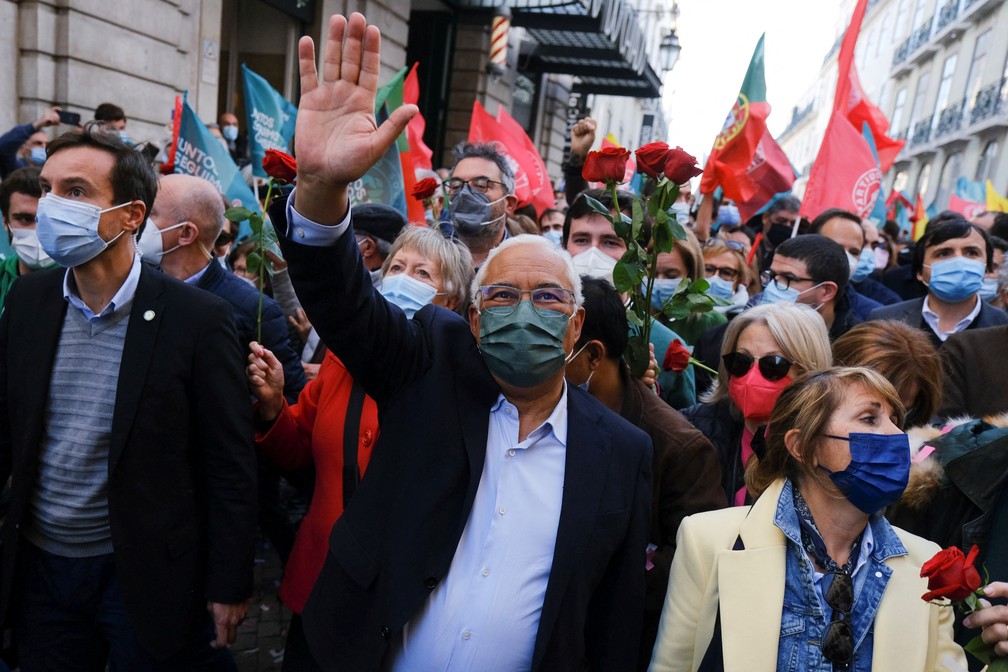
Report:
379,272,439,319
821,432,910,515
649,277,682,311
759,279,824,308
119,130,132,145
29,146,47,166
222,124,239,142
706,274,735,300
979,276,999,301
850,248,876,283
543,229,563,247
565,342,593,392
36,194,131,267
924,257,985,303
670,202,690,226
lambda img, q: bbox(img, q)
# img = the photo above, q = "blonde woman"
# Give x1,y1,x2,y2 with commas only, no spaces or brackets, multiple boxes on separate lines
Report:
681,303,832,506
651,368,966,671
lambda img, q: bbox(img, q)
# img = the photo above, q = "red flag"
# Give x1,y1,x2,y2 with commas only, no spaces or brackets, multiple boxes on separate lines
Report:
801,0,882,219
495,108,555,216
800,110,881,219
699,34,772,202
948,192,986,220
403,64,433,173
845,68,904,172
734,129,796,221
161,95,183,175
911,194,929,240
468,102,554,215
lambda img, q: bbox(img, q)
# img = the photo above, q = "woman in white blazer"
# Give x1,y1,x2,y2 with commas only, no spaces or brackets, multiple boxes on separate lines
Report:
650,367,966,672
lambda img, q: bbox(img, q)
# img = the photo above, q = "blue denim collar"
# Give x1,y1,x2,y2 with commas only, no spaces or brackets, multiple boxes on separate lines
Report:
774,479,907,565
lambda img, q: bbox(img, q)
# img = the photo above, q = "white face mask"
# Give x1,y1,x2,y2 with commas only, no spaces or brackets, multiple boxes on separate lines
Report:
570,246,618,284
9,227,56,269
137,218,188,264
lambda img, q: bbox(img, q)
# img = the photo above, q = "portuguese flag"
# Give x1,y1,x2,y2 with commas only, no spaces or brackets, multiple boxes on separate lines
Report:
699,34,773,202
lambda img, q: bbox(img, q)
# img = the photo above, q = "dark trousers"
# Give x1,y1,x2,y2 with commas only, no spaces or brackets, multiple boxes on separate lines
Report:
16,542,237,672
282,613,324,672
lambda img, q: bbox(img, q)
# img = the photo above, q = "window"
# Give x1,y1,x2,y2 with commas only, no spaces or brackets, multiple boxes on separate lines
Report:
894,170,909,193
935,152,963,208
878,10,892,56
891,88,908,133
895,0,909,38
932,54,958,127
911,0,928,30
965,28,992,106
908,71,931,130
917,163,932,198
976,141,999,182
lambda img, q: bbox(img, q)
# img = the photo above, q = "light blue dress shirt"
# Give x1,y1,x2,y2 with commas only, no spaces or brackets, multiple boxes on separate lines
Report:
63,253,142,322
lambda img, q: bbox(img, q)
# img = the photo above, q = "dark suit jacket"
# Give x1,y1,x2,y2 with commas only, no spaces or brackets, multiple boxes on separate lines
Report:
938,324,1008,418
868,296,1008,348
276,202,653,672
0,265,257,659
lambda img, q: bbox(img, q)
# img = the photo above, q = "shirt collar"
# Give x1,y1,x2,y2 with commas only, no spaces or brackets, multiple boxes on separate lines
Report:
184,259,215,285
491,380,569,448
921,294,982,341
63,253,142,322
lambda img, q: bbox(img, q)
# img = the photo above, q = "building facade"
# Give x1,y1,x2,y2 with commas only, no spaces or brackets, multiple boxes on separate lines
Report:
1,0,677,198
776,0,1008,211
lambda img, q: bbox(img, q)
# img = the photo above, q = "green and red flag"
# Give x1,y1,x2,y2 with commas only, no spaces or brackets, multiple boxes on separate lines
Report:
699,34,780,204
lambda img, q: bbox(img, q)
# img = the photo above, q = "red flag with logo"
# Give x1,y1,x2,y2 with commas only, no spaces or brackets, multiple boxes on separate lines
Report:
469,101,554,214
496,107,555,216
801,0,882,219
948,192,986,220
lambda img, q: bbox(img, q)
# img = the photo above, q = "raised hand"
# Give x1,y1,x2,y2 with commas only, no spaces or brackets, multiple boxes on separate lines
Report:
570,117,597,158
294,13,418,224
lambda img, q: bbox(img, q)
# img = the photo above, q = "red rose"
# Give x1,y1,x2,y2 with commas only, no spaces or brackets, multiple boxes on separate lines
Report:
635,142,670,179
582,146,630,184
664,146,703,185
411,177,440,200
262,149,297,183
920,545,981,602
663,340,692,372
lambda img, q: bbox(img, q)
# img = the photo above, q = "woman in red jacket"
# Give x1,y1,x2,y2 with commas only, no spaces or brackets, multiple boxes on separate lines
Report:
247,226,473,670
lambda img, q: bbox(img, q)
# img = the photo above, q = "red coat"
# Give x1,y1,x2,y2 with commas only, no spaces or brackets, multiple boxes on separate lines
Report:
256,352,378,613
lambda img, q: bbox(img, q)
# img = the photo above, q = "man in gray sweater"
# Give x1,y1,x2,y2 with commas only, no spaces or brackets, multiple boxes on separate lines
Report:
0,123,256,668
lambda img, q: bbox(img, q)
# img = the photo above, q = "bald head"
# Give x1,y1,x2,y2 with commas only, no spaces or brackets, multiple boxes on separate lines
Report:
153,174,225,247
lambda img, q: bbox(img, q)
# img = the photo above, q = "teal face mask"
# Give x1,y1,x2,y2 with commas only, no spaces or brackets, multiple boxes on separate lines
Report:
478,299,571,388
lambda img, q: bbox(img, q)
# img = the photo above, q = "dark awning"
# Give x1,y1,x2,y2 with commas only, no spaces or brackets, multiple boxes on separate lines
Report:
452,0,663,98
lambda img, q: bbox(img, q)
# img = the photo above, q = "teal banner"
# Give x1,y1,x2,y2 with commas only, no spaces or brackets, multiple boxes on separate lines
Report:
175,95,258,238
242,64,298,179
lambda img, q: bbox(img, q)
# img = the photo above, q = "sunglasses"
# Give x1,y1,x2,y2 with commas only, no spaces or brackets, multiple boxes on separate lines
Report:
821,571,854,666
722,352,793,382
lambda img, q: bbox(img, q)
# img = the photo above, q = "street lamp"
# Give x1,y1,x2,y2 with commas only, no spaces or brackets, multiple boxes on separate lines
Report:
659,30,681,73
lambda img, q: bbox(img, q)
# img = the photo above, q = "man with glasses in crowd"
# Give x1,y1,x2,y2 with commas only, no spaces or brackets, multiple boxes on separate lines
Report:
268,13,652,671
441,143,517,267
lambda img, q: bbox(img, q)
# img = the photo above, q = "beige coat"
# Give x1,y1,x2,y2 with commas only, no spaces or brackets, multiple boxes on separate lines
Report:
649,479,967,672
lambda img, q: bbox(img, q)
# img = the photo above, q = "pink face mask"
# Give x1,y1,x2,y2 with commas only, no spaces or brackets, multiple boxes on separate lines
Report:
727,367,793,423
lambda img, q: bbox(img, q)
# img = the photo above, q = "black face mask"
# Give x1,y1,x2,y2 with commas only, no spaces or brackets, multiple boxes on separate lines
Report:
766,221,795,247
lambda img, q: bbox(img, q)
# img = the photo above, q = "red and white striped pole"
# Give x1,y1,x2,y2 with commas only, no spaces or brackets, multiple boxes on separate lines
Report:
486,8,510,77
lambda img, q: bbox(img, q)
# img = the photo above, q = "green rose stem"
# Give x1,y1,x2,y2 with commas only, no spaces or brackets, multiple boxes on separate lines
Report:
255,179,278,343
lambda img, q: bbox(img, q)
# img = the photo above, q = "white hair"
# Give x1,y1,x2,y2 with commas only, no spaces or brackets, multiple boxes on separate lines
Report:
470,234,584,308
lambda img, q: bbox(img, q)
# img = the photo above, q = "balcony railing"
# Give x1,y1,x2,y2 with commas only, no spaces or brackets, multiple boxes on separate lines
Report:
911,116,933,146
893,127,909,141
933,99,966,138
937,0,959,30
892,18,934,67
970,78,1007,125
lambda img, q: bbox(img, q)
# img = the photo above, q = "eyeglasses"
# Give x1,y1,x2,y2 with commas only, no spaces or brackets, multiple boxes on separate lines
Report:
821,571,854,666
444,176,506,196
760,269,817,291
722,352,793,382
478,285,574,317
704,264,740,281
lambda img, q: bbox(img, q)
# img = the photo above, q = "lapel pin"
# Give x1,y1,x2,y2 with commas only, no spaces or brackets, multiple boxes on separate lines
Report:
143,310,155,321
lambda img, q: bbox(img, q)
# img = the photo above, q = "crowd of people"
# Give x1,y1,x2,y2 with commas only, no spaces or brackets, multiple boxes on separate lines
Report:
0,10,1007,672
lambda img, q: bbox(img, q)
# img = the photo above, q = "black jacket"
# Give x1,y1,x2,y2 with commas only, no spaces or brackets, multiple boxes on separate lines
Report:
680,398,745,507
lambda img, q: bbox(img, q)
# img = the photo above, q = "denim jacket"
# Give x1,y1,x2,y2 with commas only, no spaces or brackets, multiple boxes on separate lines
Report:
774,480,908,672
